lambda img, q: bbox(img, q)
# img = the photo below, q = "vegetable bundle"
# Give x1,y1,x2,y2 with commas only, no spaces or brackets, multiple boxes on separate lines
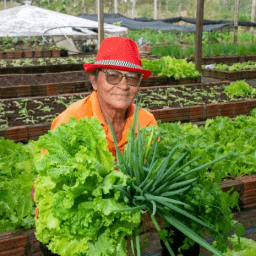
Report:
34,108,242,256
107,106,237,256
34,117,140,256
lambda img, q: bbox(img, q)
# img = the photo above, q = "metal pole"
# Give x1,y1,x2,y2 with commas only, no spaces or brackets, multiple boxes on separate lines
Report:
97,0,104,49
4,0,7,9
195,0,204,83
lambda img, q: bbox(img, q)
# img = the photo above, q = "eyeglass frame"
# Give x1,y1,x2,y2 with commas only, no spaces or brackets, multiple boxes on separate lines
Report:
101,69,144,87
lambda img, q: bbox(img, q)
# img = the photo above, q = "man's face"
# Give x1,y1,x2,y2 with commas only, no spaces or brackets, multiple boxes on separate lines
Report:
89,69,141,110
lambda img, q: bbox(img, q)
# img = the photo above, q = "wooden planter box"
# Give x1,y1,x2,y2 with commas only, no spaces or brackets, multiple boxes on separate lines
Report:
0,81,92,98
140,76,198,87
202,68,256,80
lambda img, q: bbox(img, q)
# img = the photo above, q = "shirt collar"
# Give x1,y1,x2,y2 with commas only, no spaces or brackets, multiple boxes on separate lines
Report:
90,90,136,145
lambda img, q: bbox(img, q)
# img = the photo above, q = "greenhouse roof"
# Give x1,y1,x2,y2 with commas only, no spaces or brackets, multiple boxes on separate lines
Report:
0,5,127,38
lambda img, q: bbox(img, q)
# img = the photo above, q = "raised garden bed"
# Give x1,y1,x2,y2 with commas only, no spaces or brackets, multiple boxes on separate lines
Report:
0,71,92,98
0,57,95,74
202,68,256,80
140,76,197,87
0,63,84,74
0,49,67,59
188,55,256,65
2,82,256,141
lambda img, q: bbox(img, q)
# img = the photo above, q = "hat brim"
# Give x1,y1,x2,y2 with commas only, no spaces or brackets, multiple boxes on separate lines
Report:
83,63,152,79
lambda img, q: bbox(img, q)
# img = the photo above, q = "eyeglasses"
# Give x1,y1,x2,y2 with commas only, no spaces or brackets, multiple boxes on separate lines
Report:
102,70,143,87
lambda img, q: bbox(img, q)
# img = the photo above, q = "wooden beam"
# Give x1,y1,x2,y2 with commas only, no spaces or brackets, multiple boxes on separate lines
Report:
154,0,157,20
251,0,256,41
195,0,204,83
114,0,118,13
132,0,136,19
234,0,240,44
97,0,104,49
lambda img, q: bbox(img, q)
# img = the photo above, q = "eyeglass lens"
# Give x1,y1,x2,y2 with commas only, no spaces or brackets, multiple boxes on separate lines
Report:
105,70,142,86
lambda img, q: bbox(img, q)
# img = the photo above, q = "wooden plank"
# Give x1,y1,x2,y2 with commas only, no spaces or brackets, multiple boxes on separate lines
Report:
195,0,204,83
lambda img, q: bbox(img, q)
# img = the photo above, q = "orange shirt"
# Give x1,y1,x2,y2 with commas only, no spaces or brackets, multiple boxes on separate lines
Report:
35,90,157,220
50,90,158,155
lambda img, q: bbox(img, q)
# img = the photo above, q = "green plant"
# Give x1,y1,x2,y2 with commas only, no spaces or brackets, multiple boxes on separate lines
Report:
0,139,39,232
34,117,139,256
107,104,241,255
141,56,201,80
224,80,255,97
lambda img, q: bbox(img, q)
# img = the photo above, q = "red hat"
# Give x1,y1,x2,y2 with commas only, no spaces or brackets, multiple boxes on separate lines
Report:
83,37,152,79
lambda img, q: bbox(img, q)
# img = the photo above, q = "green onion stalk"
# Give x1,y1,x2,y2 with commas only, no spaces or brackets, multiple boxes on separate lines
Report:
107,103,232,256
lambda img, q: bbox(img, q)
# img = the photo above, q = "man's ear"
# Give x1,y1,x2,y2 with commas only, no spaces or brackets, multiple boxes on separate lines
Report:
89,72,97,90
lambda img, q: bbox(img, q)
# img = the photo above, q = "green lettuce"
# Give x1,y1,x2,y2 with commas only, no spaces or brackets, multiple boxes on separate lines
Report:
0,139,38,232
34,117,141,256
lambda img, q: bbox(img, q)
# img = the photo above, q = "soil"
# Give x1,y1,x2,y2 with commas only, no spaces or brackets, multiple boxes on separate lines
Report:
1,83,255,129
0,71,89,86
137,83,255,110
0,93,90,128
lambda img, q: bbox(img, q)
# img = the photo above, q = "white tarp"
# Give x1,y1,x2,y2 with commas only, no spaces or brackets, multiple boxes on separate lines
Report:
0,4,128,38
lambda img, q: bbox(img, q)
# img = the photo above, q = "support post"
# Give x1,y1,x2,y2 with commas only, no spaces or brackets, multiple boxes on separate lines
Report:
114,0,118,13
195,0,204,83
154,0,157,20
97,0,104,49
251,0,256,42
132,0,136,19
4,0,7,9
234,0,240,44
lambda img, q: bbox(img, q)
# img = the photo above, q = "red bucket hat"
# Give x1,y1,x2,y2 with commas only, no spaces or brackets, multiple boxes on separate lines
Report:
83,37,152,79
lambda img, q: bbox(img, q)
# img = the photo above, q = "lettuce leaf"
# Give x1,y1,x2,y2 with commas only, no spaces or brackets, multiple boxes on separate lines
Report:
0,138,38,232
34,117,141,256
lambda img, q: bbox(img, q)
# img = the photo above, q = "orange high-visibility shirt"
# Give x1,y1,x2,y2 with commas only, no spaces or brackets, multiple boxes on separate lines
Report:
35,90,157,220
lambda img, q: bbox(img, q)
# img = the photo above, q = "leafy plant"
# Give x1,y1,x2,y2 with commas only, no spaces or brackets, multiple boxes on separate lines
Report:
224,80,255,97
107,104,241,255
141,56,201,80
0,139,39,232
34,117,140,256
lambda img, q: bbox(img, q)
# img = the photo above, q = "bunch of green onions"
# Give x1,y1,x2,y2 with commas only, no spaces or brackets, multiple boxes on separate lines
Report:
107,104,230,256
